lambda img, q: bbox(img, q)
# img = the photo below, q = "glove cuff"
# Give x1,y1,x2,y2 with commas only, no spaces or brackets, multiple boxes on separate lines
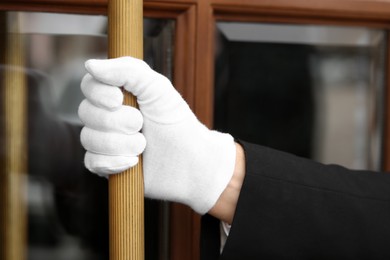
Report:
185,131,236,214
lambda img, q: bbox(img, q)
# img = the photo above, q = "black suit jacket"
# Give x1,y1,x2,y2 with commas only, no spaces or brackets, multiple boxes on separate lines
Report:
201,141,390,259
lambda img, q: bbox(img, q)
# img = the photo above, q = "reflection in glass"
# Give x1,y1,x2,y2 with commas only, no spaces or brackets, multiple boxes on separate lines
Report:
1,12,175,260
215,22,386,170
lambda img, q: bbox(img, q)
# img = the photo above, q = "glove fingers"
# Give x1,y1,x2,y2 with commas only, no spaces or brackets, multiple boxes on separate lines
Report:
84,151,139,175
80,127,146,156
78,99,143,134
85,57,192,124
81,73,123,110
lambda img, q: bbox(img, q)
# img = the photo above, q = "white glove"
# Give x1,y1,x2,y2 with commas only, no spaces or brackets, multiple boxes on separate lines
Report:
78,57,236,214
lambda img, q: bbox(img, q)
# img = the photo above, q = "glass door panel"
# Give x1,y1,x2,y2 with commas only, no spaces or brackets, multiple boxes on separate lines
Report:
0,11,174,260
214,22,386,170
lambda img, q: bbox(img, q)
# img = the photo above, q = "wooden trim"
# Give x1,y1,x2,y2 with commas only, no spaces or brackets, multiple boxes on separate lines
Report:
213,11,390,29
0,0,196,14
169,4,199,260
170,205,201,260
0,1,194,16
211,0,390,18
145,2,196,18
173,4,196,106
0,0,196,5
213,10,390,29
194,0,215,127
0,1,107,14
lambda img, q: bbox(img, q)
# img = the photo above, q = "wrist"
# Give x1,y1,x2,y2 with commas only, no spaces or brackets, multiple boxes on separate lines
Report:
208,142,245,224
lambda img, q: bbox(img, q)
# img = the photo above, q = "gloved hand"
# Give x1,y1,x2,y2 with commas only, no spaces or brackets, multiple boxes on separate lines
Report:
78,57,236,214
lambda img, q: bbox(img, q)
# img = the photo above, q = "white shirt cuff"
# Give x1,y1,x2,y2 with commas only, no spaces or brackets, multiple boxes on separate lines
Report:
219,221,231,253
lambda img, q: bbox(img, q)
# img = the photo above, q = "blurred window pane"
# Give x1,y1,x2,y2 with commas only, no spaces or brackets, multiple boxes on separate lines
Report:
1,11,175,260
214,22,386,170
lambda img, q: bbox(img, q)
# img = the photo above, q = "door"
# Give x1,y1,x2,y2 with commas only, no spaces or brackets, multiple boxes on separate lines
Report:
2,1,390,260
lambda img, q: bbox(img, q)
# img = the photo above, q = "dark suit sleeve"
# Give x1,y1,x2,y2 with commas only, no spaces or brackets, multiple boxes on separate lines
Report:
216,141,390,260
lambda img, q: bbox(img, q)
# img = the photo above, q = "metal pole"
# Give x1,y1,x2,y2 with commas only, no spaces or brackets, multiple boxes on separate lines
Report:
108,0,144,259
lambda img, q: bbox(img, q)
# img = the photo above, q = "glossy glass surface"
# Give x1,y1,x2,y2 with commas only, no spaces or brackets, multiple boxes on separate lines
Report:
214,22,386,170
0,11,174,260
